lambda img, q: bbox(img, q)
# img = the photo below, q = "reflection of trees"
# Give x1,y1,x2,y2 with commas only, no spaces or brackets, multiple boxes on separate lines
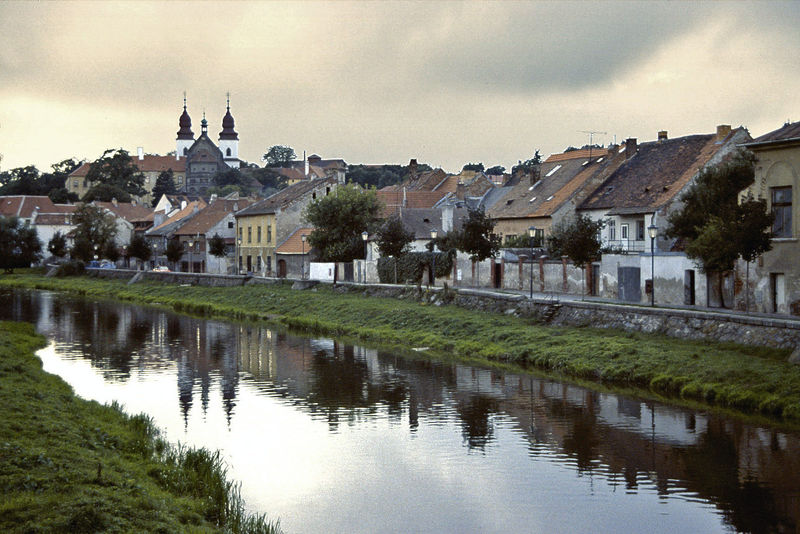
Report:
456,394,499,451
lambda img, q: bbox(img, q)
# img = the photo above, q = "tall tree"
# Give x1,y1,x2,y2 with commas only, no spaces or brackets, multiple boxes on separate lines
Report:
512,150,542,175
462,162,484,172
485,165,505,175
151,169,177,206
165,238,184,270
84,149,146,201
127,234,151,268
208,234,227,258
303,184,382,262
375,215,414,258
70,204,118,262
262,145,296,167
547,214,604,297
666,150,772,308
0,216,42,273
456,208,501,285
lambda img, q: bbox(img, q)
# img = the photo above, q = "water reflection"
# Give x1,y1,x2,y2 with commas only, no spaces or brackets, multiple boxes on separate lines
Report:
2,288,800,533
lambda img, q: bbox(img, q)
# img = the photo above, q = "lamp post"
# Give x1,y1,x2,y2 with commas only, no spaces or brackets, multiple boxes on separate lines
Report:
188,240,194,274
301,234,307,280
122,245,128,269
152,243,157,270
237,239,242,275
528,226,537,299
93,243,99,262
430,229,438,287
361,231,369,283
648,223,657,307
389,255,396,284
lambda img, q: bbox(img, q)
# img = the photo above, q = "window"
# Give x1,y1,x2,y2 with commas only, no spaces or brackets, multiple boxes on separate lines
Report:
238,227,243,242
257,226,262,243
239,255,243,271
247,226,252,243
256,256,261,271
228,221,234,229
772,186,792,237
73,180,78,188
621,224,629,240
267,256,272,273
636,219,645,241
267,225,272,243
226,148,232,156
608,220,616,241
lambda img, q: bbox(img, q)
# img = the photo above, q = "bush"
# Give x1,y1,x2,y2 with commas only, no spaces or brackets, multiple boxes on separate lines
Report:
55,260,85,277
377,252,453,284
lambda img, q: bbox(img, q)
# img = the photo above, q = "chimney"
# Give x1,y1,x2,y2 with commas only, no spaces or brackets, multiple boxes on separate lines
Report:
607,144,618,156
210,193,217,204
402,186,407,208
625,138,637,159
181,200,187,210
112,197,118,207
409,159,418,181
658,131,668,142
304,150,309,178
442,204,454,232
137,147,144,161
716,124,732,142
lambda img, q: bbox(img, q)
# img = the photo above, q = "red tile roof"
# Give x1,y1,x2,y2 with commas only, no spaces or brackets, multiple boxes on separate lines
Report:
69,155,186,177
545,147,608,163
376,190,448,217
92,201,153,223
0,195,74,218
276,227,314,254
174,199,251,236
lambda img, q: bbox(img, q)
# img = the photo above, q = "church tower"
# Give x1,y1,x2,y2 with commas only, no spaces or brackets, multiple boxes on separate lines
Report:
218,93,240,168
176,93,195,159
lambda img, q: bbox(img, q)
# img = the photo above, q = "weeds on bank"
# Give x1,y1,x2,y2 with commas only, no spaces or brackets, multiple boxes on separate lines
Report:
0,320,281,534
2,272,800,422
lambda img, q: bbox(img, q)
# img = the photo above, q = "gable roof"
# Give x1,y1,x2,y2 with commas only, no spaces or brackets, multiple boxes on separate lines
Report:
147,199,207,234
376,190,448,217
276,227,314,254
235,177,336,217
174,198,251,237
91,201,153,223
0,195,74,218
379,168,448,192
744,120,800,149
579,130,747,214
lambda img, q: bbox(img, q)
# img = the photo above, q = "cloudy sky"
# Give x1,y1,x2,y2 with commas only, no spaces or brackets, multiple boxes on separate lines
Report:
1,0,798,174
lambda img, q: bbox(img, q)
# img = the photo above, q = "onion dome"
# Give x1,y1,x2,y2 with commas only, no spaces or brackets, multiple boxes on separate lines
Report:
201,111,208,134
176,96,194,140
219,94,239,141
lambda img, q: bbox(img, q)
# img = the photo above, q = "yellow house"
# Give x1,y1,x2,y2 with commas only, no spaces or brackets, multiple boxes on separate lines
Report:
67,151,186,205
235,177,337,276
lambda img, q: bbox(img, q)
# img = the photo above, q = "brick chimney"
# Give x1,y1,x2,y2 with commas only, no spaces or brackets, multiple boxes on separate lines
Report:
137,147,144,161
625,138,637,159
716,124,732,142
658,131,668,142
409,159,418,181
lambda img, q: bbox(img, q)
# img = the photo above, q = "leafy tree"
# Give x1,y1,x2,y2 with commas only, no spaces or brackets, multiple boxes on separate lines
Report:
0,166,41,195
666,150,772,308
345,163,431,189
208,234,227,258
375,216,414,258
48,187,78,203
250,167,288,193
0,216,42,272
212,168,245,188
547,214,604,297
47,231,68,259
462,162,484,172
262,145,296,167
457,208,501,263
151,169,177,206
165,238,184,269
127,234,152,268
84,149,146,201
70,204,118,262
486,165,505,175
303,184,382,262
103,240,121,263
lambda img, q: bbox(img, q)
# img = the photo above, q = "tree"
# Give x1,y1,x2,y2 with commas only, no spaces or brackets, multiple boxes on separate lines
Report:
127,234,151,268
84,149,146,201
512,150,542,175
303,184,382,262
666,150,772,308
48,188,78,204
0,216,42,273
47,231,68,260
346,163,431,189
462,162,484,172
547,214,604,297
165,238,184,270
262,145,296,167
208,234,227,258
250,167,288,193
486,165,505,175
456,208,501,285
70,204,118,262
375,216,414,258
151,169,177,206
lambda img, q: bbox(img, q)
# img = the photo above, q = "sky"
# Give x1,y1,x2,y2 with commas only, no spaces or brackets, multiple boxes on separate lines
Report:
1,0,799,175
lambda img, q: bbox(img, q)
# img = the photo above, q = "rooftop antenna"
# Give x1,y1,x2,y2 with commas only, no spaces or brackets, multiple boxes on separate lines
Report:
579,130,607,160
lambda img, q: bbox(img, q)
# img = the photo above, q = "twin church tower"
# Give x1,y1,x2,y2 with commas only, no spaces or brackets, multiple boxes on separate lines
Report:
175,94,240,194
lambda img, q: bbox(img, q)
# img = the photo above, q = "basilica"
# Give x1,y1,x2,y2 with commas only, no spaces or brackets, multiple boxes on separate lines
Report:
176,95,241,195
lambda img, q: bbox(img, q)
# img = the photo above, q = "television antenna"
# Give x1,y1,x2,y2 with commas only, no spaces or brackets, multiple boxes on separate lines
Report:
579,130,607,160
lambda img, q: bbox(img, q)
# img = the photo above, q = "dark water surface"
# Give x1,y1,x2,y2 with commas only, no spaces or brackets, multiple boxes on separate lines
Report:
2,289,799,533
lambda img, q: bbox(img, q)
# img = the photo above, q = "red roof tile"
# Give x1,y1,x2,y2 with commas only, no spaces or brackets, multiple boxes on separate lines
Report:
276,227,314,254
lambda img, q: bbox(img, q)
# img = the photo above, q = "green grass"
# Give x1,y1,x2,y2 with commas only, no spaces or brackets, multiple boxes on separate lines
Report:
3,271,800,423
0,320,281,534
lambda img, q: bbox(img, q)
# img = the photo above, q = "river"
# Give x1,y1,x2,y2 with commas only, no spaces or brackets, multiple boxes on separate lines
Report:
2,288,799,533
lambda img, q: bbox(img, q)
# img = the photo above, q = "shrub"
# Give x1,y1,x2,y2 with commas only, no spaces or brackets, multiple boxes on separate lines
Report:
55,260,85,277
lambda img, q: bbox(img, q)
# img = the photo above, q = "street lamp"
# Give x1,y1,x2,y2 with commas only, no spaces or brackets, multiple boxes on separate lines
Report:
361,231,369,283
430,229,438,287
237,239,242,275
528,226,537,299
301,234,307,280
93,243,99,261
648,223,658,307
122,245,128,269
188,240,194,274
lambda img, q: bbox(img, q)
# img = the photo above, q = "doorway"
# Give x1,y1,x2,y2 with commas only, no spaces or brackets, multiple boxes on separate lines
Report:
770,273,785,313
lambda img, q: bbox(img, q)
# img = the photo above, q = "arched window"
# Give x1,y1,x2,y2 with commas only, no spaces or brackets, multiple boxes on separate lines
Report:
183,148,188,156
226,148,232,156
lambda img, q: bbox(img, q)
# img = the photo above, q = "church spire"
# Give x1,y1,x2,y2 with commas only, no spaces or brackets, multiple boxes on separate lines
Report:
176,91,194,140
201,110,208,134
219,92,238,141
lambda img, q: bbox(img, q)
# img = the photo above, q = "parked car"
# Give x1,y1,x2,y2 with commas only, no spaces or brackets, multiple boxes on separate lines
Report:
152,265,170,272
99,260,115,269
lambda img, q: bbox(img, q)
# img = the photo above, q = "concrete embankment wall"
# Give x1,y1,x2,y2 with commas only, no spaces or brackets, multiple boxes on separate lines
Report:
86,269,800,355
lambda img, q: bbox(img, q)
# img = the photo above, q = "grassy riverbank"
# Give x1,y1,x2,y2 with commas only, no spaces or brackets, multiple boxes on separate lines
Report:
0,320,281,533
3,272,800,423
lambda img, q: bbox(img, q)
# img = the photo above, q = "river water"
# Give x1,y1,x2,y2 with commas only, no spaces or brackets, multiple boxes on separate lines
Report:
2,289,799,533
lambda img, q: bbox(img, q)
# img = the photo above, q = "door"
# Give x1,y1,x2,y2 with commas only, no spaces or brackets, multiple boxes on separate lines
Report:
771,273,785,313
278,259,287,278
618,266,641,302
492,261,502,289
591,264,600,296
684,270,695,305
620,224,629,251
